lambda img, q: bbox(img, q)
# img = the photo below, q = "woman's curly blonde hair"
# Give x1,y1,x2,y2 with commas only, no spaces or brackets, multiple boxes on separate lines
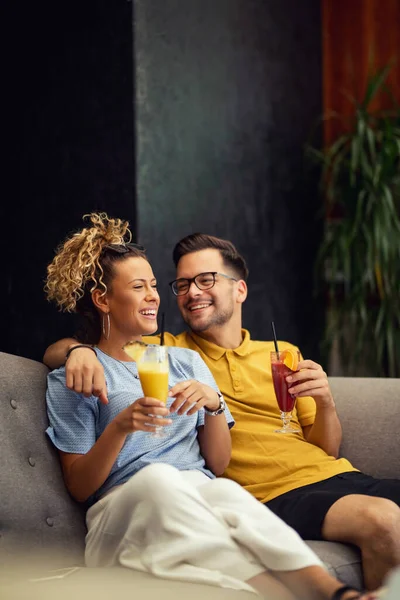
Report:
45,212,134,313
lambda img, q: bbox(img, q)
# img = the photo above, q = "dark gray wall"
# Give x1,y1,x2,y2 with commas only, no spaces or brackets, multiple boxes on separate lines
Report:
3,1,323,362
134,0,323,356
4,2,135,361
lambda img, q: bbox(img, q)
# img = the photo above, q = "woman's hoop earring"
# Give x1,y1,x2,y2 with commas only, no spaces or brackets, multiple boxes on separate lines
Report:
102,313,111,340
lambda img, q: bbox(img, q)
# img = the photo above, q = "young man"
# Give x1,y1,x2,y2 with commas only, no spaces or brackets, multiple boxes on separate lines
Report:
44,233,400,592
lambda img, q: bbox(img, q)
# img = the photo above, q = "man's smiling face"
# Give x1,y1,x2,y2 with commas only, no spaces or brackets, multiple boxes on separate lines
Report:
175,248,240,333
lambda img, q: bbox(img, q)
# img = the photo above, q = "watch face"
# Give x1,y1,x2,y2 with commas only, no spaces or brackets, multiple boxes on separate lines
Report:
216,400,225,414
205,396,225,416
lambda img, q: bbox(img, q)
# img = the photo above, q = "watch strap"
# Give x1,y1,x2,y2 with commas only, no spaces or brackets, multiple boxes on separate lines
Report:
204,392,225,416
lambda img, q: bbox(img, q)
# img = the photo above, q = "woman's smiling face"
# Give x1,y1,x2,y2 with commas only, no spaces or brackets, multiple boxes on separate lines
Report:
105,256,160,339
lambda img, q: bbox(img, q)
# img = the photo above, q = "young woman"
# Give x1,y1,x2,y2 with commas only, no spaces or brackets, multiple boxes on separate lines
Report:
44,212,377,600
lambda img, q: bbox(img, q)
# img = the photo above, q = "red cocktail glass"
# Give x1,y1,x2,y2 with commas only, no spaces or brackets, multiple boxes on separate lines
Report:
271,350,300,433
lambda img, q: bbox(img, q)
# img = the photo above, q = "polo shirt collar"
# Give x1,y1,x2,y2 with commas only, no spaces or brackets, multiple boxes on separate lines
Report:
188,329,251,359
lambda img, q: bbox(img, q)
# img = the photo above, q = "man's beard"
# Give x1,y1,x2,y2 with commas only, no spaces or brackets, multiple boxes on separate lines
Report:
181,303,234,333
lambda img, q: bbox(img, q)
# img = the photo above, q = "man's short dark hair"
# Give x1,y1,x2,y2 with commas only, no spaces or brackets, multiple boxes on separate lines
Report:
172,233,249,281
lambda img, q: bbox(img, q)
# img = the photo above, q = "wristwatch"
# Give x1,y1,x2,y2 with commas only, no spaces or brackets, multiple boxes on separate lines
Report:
204,392,226,416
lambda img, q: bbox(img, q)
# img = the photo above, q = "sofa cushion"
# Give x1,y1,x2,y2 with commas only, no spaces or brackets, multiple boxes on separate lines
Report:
0,564,257,600
307,541,362,590
330,377,400,479
0,352,86,564
4,352,394,592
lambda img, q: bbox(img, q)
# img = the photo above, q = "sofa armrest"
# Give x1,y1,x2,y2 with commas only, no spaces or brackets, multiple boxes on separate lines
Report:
329,377,400,479
0,351,86,563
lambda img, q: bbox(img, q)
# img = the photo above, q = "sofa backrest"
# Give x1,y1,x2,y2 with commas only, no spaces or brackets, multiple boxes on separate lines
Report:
1,351,398,565
330,376,400,479
0,352,86,564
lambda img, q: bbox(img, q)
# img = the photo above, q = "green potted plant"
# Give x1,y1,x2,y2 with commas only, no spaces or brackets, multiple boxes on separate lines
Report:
309,65,400,377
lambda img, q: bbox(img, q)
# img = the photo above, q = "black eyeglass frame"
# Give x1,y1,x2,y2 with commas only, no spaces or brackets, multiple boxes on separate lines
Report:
103,242,146,254
169,271,238,296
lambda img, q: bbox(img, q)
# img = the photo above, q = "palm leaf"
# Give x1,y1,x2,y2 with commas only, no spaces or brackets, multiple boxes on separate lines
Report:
361,63,393,110
309,63,400,377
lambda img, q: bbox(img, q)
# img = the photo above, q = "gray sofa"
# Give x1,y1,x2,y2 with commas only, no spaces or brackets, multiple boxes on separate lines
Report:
1,351,399,599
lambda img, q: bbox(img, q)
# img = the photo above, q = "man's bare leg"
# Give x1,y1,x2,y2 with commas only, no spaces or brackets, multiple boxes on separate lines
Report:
322,495,400,590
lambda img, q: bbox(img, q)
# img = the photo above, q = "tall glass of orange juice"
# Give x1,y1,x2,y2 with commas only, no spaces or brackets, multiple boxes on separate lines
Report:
137,345,169,438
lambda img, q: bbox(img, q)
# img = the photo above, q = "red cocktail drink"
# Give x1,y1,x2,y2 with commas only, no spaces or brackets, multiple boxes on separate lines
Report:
270,350,300,434
271,362,296,412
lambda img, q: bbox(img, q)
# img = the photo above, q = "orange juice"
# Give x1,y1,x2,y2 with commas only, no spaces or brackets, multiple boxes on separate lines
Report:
138,363,169,403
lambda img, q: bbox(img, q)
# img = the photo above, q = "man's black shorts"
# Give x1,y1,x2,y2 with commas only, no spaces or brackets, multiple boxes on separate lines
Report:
265,471,400,540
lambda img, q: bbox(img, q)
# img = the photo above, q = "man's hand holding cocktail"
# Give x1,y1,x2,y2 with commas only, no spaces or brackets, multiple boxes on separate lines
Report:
286,359,334,408
286,358,342,458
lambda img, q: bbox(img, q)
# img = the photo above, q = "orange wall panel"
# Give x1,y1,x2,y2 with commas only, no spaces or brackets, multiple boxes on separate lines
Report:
322,0,400,145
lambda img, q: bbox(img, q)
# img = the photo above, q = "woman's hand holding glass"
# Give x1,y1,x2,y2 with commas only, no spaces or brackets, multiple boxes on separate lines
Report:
114,397,172,435
168,380,220,416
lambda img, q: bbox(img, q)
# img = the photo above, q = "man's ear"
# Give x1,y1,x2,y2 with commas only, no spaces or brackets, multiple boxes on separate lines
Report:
91,289,109,313
236,280,248,305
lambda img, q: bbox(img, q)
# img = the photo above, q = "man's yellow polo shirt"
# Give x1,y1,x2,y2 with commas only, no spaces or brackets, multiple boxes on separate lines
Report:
144,330,356,503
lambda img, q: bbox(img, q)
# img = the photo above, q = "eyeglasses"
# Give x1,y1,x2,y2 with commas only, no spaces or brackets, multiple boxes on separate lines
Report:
169,272,238,296
103,243,146,254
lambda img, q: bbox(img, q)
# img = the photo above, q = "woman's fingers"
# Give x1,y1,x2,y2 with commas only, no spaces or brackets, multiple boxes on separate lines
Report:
132,411,172,429
170,396,191,415
136,405,170,417
177,400,195,416
137,397,169,411
168,380,193,397
115,398,171,434
170,391,201,415
186,402,205,416
179,390,205,415
169,382,219,416
170,393,190,414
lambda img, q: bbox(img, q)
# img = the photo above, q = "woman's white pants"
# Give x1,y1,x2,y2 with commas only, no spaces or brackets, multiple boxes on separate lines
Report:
85,464,323,593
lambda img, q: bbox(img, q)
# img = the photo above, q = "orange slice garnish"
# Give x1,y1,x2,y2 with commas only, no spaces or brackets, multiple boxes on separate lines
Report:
122,340,147,361
280,349,299,371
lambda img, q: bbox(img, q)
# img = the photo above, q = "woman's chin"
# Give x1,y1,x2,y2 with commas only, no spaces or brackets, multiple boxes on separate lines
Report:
127,322,158,339
144,322,159,335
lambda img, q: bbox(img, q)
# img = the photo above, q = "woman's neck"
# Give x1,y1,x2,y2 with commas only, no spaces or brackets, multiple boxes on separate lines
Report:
97,335,142,361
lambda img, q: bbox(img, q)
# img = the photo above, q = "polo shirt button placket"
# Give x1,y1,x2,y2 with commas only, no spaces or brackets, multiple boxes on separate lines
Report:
232,361,244,392
232,365,241,390
227,352,236,376
226,351,243,393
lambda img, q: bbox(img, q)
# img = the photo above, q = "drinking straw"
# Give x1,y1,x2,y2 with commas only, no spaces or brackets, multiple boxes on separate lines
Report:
160,312,165,346
271,321,279,354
